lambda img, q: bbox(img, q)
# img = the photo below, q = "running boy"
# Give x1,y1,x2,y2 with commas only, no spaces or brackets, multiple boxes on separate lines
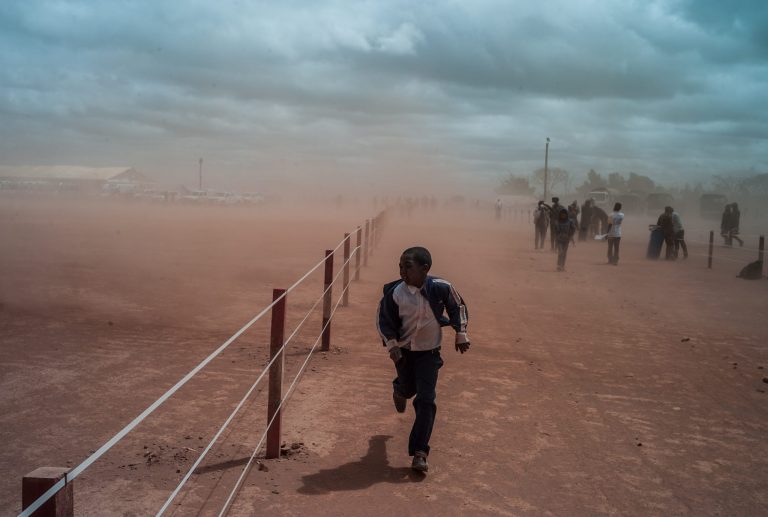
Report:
376,246,469,473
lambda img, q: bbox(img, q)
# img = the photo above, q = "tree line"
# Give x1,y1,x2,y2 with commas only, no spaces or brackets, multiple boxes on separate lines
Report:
496,169,768,200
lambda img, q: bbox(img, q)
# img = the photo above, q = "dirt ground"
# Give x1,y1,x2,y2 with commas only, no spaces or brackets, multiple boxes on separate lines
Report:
2,196,767,516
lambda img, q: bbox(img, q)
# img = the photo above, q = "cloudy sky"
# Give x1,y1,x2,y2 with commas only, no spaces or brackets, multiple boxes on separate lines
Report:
1,0,766,193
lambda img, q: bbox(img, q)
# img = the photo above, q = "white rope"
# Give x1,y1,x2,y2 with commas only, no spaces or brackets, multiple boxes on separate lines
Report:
18,235,353,517
156,244,361,514
685,252,760,265
684,239,764,254
218,269,355,517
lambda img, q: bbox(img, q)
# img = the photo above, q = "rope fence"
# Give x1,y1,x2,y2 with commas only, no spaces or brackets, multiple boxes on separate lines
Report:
217,246,364,516
19,210,389,517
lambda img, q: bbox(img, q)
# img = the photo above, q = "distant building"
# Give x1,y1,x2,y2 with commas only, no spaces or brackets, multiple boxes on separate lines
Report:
0,166,152,192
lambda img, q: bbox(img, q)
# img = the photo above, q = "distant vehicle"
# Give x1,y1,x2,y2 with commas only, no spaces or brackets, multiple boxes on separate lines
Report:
587,188,617,210
240,192,265,204
207,191,239,205
700,193,728,219
614,192,644,213
181,190,208,203
646,192,674,213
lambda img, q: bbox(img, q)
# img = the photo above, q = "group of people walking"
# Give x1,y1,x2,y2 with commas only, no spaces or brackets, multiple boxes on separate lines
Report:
533,197,624,271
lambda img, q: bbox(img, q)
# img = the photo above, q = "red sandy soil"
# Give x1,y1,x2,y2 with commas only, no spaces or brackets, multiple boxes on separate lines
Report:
1,196,767,516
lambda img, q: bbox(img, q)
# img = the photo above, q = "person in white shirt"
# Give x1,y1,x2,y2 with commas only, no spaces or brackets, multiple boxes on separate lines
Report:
376,246,469,473
671,208,688,259
605,202,624,265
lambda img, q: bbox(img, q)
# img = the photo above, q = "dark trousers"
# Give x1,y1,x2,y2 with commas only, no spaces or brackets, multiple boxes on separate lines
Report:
664,234,675,259
393,348,443,456
535,225,547,249
674,230,688,258
550,225,557,250
556,240,569,269
607,237,621,264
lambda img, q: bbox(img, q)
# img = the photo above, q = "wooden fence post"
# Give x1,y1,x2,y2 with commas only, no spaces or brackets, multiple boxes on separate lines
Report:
342,233,350,307
266,289,286,459
322,250,333,351
708,230,714,269
22,467,73,517
370,218,376,255
355,226,362,281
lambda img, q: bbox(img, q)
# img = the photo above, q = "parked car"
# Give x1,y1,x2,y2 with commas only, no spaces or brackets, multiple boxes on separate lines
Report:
239,192,265,204
181,190,208,203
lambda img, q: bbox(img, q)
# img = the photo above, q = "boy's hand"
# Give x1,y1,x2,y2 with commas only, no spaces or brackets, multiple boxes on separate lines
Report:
455,332,470,354
389,347,403,363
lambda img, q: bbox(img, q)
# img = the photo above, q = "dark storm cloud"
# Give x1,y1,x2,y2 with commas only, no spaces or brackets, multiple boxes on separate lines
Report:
0,0,766,188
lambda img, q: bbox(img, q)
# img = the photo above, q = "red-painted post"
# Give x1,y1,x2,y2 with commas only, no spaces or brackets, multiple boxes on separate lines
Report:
355,226,362,281
22,467,73,517
363,220,370,266
266,288,286,460
708,230,714,269
322,250,333,351
343,233,350,307
370,218,376,255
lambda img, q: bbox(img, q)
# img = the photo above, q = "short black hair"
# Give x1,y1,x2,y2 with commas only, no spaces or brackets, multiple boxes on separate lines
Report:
613,202,622,211
402,246,432,268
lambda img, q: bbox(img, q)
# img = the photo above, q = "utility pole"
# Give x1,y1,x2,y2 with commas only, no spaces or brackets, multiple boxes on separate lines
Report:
543,137,550,201
198,158,203,191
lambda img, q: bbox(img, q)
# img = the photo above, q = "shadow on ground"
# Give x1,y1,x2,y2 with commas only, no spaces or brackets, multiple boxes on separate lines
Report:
298,435,424,494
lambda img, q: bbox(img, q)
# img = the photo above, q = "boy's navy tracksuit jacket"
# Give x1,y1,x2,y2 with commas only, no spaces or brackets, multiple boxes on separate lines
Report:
377,275,468,347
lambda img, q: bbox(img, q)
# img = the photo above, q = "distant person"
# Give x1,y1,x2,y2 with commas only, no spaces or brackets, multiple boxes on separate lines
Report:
579,199,593,241
495,198,502,220
721,204,733,246
671,208,688,259
605,203,624,266
553,208,576,271
591,205,608,235
376,246,470,473
728,202,744,247
548,197,564,251
533,200,549,250
568,201,580,228
605,202,624,265
657,206,676,260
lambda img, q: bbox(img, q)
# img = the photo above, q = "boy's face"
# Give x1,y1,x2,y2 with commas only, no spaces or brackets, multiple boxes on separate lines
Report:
399,253,429,287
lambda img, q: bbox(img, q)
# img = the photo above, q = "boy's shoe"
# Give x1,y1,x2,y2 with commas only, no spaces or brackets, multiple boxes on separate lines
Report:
411,451,428,472
393,392,407,413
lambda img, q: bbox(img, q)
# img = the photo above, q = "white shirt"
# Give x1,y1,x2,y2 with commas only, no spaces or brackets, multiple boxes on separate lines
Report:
388,282,442,352
608,211,624,238
672,212,683,233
